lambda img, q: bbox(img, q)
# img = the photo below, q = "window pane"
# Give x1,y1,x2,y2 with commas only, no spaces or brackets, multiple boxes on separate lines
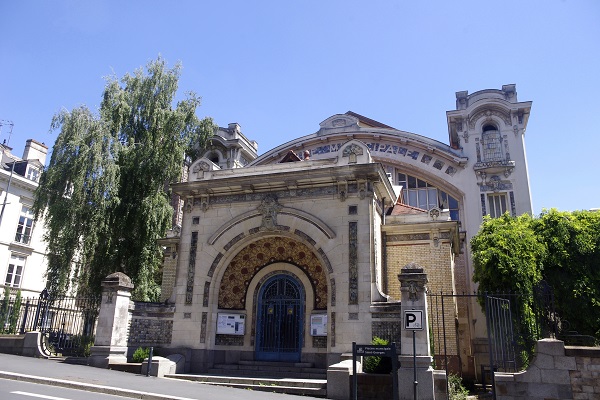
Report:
407,176,417,189
417,178,427,188
408,190,418,206
428,188,437,209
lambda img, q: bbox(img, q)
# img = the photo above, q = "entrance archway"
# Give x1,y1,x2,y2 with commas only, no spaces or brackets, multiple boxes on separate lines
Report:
256,274,304,362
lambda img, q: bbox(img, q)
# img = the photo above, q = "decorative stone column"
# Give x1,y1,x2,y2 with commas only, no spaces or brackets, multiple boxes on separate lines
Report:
89,272,134,368
397,262,435,400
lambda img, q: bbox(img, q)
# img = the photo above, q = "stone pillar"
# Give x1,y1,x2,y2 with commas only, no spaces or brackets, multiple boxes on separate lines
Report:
89,272,134,368
397,263,435,400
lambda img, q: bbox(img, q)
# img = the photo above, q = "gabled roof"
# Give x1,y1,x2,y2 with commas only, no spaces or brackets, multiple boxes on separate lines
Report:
345,111,397,130
387,202,428,216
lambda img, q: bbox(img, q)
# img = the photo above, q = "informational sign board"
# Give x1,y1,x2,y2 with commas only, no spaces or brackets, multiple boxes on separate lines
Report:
404,310,423,330
355,344,393,356
216,313,245,335
310,314,328,336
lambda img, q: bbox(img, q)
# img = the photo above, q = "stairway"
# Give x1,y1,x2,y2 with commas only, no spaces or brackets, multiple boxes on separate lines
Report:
165,360,327,397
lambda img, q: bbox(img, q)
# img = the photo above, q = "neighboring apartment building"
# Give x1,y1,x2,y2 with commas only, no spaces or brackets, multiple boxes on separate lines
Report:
0,139,48,298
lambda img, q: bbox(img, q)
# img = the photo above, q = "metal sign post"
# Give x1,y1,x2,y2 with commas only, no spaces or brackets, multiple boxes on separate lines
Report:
404,310,424,400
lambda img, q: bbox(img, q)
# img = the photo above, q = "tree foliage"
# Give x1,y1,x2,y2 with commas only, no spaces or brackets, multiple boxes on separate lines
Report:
534,209,600,338
34,57,214,300
471,210,600,338
472,213,546,295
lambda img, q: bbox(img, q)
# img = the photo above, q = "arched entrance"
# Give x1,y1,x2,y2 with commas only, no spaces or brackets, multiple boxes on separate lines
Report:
256,274,304,362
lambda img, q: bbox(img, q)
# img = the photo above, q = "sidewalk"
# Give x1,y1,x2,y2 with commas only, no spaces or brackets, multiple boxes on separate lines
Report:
0,353,320,400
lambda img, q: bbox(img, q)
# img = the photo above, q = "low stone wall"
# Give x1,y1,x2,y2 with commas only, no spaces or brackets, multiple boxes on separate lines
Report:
494,339,600,400
127,302,175,353
0,332,45,357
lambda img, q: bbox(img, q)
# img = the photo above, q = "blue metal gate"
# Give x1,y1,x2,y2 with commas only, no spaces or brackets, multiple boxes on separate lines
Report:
256,275,304,362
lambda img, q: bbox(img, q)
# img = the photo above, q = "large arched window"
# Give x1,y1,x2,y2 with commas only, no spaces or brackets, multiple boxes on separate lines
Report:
396,173,460,220
481,124,503,161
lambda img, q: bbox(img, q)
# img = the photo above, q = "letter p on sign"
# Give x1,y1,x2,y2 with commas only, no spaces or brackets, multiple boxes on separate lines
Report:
404,310,423,330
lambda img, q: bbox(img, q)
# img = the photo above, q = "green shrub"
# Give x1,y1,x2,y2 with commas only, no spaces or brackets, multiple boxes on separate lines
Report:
362,337,392,374
132,347,150,362
8,290,22,334
448,374,469,400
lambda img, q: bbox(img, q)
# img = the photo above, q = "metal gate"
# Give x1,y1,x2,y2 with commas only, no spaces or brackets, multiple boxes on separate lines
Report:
256,275,304,362
8,289,99,357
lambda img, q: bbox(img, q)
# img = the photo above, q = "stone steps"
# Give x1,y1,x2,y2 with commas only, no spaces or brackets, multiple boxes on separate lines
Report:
165,361,327,397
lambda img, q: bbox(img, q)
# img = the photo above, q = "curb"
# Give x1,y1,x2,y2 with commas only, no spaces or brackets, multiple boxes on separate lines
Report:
0,371,197,400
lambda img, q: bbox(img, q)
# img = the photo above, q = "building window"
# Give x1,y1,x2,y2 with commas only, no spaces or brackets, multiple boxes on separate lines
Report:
488,193,508,218
397,172,460,220
481,125,503,162
26,166,40,182
15,206,34,245
5,254,25,288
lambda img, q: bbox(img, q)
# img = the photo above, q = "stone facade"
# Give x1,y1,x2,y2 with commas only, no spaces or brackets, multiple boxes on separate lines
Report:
157,85,534,377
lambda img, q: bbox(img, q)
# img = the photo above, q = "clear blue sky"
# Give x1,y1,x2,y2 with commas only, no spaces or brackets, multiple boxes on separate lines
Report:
1,0,599,214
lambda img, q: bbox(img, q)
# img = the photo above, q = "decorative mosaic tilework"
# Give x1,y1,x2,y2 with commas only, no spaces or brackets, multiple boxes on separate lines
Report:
208,252,223,278
294,229,317,246
203,281,210,307
433,160,444,170
330,278,336,306
224,232,246,251
421,154,432,165
318,248,333,274
407,150,420,160
331,312,336,347
510,191,516,216
445,166,457,176
186,232,198,304
215,335,244,346
313,336,327,348
218,237,328,310
386,233,430,242
349,222,358,305
200,312,207,343
480,194,487,216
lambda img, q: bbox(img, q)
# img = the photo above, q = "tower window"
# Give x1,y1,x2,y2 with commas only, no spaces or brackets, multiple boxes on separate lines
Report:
488,193,508,218
481,125,503,162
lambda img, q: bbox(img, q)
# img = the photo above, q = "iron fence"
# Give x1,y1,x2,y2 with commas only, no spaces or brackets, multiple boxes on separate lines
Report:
0,289,100,356
427,284,558,400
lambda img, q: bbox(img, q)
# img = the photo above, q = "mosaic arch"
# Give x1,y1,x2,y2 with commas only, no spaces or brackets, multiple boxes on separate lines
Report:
218,236,328,310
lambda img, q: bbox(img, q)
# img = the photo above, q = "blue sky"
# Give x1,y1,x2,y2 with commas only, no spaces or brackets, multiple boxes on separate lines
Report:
1,0,599,214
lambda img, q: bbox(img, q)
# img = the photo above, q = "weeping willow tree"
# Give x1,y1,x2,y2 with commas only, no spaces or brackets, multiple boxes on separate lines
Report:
34,57,214,300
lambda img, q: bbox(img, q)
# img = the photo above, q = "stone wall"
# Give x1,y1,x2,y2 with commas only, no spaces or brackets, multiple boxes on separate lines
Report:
128,302,175,347
494,339,600,400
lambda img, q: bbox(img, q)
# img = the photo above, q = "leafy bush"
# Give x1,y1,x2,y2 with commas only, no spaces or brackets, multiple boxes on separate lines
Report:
448,374,469,400
8,290,22,334
132,347,150,362
362,337,392,374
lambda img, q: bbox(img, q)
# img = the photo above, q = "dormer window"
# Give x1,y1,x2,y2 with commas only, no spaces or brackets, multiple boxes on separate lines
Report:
481,124,503,162
26,166,40,182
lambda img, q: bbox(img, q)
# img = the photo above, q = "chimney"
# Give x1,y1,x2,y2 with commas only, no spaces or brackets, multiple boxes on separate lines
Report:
23,139,48,165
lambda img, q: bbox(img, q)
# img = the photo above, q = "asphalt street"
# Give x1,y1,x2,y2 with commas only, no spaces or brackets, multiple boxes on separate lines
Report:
0,353,321,400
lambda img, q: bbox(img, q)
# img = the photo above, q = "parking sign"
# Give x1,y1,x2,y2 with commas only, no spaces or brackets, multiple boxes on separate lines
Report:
404,310,423,330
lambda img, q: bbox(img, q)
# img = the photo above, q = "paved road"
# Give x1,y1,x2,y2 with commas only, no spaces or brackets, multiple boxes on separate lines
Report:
1,379,130,400
0,354,321,400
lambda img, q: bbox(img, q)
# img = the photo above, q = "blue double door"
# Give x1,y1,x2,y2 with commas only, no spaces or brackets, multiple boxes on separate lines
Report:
256,274,304,362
